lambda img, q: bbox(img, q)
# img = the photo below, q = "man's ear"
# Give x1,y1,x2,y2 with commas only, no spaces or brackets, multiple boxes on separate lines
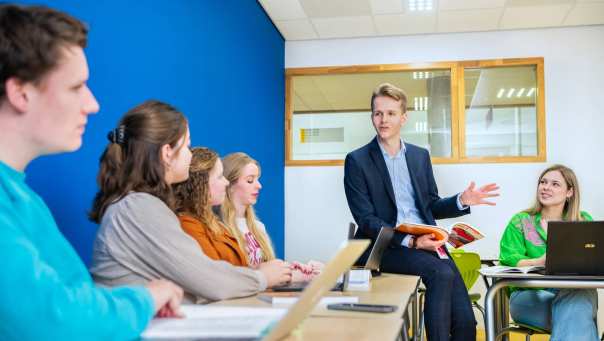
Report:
4,77,30,113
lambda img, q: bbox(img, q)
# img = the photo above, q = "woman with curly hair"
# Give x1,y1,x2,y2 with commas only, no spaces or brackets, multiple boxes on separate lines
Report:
173,147,292,287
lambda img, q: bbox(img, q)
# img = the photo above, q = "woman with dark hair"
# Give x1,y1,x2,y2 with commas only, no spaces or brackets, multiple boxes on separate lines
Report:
499,164,598,341
89,100,281,303
173,147,292,286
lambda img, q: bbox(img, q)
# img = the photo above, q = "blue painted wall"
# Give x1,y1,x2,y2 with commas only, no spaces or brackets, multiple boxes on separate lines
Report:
21,0,285,265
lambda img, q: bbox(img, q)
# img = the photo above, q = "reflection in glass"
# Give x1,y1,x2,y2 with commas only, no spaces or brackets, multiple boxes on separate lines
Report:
464,66,538,157
291,70,452,160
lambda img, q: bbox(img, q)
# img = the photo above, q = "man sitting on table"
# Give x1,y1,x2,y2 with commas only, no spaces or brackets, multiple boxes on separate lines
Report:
344,83,499,341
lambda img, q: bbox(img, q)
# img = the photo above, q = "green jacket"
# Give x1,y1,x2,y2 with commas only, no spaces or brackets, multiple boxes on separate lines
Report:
499,211,593,267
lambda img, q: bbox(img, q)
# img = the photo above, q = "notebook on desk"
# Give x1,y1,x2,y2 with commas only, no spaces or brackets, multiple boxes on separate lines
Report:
141,239,370,340
545,221,604,275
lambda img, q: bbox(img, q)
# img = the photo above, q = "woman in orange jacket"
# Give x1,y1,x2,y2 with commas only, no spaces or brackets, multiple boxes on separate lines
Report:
173,147,291,286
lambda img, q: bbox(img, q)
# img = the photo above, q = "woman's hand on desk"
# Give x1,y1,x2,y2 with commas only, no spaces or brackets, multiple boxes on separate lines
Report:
147,279,184,318
535,254,546,266
415,233,446,252
258,259,292,287
517,254,546,267
289,261,323,282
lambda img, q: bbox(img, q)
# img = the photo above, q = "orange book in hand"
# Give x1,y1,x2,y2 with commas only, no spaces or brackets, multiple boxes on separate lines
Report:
395,222,484,248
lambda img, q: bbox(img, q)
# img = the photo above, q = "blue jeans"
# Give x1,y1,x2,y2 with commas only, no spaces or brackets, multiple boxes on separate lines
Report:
510,288,598,341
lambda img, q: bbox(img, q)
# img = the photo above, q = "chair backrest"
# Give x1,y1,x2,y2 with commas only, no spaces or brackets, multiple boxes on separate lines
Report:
348,222,357,240
450,250,481,291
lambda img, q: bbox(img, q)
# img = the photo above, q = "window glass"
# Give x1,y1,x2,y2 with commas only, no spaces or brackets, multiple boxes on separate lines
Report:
464,66,538,157
291,69,452,160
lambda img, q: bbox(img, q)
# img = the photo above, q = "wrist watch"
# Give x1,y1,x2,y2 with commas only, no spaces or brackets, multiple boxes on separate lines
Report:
410,236,417,249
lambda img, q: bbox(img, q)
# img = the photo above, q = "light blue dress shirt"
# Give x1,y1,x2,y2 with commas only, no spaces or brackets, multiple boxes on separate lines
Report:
378,140,425,226
377,139,466,247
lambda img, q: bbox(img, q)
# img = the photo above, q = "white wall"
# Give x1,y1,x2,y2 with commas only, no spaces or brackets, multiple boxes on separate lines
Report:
284,25,604,263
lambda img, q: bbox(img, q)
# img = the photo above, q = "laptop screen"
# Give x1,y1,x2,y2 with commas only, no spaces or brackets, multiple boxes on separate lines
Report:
546,221,604,275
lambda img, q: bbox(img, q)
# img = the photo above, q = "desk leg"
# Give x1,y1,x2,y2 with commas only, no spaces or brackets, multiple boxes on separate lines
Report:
485,280,509,341
500,291,509,341
412,290,418,340
401,317,410,341
405,288,420,341
493,289,508,341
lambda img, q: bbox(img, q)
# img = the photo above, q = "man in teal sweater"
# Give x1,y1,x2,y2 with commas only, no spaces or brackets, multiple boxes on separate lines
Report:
0,4,183,340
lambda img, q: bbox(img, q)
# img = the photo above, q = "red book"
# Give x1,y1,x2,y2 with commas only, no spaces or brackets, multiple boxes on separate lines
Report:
395,222,485,248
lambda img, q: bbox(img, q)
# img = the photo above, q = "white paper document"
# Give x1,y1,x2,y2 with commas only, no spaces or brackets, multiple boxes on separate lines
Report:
258,295,359,306
480,265,545,275
141,305,286,339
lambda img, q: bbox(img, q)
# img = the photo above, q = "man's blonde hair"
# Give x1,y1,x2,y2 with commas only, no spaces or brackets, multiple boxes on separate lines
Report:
371,83,408,113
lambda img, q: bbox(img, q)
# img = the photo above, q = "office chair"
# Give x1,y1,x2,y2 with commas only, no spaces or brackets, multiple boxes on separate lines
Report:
348,222,357,240
450,249,485,320
495,323,549,341
417,250,486,341
479,258,550,341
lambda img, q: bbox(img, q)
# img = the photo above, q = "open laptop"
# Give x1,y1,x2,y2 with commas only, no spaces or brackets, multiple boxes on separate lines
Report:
361,226,394,276
545,221,604,275
141,239,370,340
271,226,392,292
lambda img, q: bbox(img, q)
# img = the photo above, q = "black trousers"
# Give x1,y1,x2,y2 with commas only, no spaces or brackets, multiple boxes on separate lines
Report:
381,246,477,341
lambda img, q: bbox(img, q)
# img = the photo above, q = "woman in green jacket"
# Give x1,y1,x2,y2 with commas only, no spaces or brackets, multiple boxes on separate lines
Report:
499,164,598,341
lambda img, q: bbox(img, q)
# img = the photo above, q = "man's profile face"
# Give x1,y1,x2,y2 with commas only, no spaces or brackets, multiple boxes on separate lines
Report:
371,95,407,142
25,45,99,154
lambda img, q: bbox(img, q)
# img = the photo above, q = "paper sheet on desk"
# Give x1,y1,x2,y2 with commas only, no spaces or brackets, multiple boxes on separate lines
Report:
141,305,286,339
480,265,544,275
258,295,359,306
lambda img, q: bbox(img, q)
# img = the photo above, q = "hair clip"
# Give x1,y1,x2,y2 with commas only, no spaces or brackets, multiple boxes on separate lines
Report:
107,125,127,145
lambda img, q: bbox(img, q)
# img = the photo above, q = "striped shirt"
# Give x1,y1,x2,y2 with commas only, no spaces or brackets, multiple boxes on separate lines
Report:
236,218,265,267
377,139,426,226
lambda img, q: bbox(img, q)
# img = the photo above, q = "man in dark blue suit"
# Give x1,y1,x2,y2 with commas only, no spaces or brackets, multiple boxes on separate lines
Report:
344,83,499,341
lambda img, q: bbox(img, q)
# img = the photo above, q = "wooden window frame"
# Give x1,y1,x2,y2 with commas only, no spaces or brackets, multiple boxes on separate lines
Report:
285,57,546,166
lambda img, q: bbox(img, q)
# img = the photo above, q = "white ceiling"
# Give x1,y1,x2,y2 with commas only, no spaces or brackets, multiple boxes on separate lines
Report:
259,0,604,40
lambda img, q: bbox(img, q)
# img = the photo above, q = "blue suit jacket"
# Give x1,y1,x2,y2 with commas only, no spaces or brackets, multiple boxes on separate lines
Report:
344,137,470,248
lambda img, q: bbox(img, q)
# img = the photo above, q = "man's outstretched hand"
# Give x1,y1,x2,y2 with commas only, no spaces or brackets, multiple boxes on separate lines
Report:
460,181,500,206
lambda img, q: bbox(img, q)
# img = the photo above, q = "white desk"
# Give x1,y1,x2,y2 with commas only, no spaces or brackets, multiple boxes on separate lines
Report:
481,272,604,341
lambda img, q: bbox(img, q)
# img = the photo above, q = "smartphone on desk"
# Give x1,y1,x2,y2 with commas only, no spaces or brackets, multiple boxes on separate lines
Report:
326,303,397,313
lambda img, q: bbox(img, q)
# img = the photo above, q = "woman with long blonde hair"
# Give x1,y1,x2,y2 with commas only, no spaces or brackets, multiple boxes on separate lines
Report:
499,164,597,341
220,152,322,282
173,147,292,288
